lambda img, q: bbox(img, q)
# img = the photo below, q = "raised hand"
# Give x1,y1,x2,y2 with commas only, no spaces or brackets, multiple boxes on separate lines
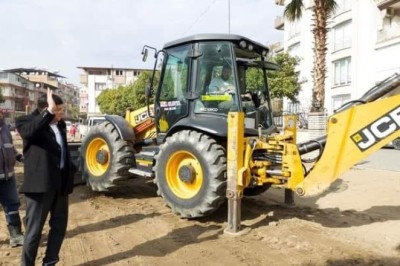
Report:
47,88,56,112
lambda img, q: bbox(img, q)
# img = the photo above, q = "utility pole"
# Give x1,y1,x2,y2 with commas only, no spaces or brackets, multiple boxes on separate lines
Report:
228,0,231,34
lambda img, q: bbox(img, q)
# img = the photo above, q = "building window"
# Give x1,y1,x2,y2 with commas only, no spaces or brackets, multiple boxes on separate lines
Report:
115,70,123,76
288,21,301,38
333,57,351,86
377,9,400,43
335,0,352,15
95,82,107,91
288,42,301,59
88,70,103,75
334,21,352,51
287,102,301,114
332,94,351,111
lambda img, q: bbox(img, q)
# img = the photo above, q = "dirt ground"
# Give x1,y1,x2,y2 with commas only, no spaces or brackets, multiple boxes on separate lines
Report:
1,162,400,265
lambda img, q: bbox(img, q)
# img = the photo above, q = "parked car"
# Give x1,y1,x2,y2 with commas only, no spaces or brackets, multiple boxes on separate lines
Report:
78,116,106,138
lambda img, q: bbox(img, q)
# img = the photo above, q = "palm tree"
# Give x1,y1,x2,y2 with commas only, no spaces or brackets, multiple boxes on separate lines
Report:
284,0,337,112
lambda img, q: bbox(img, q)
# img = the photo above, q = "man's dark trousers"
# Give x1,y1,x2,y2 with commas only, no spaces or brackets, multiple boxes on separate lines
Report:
22,190,68,266
0,177,21,226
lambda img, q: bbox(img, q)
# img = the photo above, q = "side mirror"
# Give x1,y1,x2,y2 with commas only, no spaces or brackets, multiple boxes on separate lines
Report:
142,48,148,62
145,85,152,98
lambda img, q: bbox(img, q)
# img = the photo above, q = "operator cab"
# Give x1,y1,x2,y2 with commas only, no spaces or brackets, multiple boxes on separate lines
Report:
143,34,278,140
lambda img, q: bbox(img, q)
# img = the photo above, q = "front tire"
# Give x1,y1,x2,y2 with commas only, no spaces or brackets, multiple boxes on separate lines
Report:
154,130,226,218
82,122,135,191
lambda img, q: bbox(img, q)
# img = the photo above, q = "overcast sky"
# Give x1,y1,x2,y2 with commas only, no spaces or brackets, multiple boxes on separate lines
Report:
0,0,283,85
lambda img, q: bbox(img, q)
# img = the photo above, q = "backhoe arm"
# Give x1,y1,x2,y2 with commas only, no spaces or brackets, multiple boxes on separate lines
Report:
295,95,400,197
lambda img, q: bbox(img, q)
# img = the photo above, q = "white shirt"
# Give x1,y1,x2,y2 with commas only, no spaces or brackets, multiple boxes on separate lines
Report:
208,77,235,93
50,124,65,169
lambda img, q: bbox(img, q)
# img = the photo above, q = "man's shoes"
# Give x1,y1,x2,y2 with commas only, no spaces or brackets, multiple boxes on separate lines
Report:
7,225,24,247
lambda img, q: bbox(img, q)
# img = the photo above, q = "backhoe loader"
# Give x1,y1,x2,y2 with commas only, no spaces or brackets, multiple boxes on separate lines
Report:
81,34,400,219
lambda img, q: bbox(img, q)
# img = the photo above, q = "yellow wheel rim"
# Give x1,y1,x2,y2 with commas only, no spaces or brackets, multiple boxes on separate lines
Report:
85,137,110,177
166,150,203,199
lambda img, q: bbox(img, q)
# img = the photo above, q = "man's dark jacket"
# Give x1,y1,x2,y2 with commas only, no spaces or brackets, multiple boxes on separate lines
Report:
16,109,75,195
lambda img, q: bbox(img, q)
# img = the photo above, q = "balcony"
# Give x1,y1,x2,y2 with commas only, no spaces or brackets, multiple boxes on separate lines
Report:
275,16,284,30
374,0,400,10
275,0,285,6
80,74,88,85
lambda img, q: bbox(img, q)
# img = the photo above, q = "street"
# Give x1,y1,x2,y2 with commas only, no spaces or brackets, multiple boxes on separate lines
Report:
1,136,400,265
356,148,400,172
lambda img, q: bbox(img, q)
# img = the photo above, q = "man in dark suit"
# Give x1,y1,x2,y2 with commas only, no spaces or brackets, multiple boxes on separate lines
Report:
16,88,76,266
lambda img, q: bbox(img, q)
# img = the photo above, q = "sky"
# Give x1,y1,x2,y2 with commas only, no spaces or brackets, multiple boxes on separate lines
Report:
0,0,283,85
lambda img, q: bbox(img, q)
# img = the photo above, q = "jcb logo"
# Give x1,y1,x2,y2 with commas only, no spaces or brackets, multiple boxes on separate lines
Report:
351,106,400,151
135,111,149,124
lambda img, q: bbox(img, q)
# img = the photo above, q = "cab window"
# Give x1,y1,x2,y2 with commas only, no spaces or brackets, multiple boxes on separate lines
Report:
194,42,239,114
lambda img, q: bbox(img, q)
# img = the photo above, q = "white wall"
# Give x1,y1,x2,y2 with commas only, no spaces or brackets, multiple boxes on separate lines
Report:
281,0,400,115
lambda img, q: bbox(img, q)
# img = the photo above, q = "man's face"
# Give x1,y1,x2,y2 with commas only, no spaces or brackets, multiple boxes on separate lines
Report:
221,67,232,81
52,104,64,123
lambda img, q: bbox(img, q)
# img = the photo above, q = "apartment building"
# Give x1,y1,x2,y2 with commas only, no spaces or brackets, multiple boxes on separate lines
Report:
0,71,35,125
78,67,149,116
1,68,79,121
275,0,400,115
58,82,80,119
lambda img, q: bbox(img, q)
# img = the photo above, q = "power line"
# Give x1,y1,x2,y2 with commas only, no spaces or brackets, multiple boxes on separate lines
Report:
181,0,218,37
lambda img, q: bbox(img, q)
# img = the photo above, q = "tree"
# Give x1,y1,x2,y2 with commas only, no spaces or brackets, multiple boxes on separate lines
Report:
67,105,80,121
268,52,301,102
96,88,119,115
0,86,4,103
244,52,301,101
284,0,337,112
96,71,159,115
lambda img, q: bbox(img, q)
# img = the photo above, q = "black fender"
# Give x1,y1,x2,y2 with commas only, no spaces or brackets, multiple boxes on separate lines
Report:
165,114,265,141
169,115,228,139
104,115,135,141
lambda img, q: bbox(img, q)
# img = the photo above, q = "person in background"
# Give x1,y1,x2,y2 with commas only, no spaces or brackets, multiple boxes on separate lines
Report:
0,110,24,248
16,89,76,266
69,124,76,142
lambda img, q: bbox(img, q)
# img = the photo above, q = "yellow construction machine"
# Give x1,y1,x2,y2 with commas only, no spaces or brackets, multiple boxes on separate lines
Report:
81,34,400,223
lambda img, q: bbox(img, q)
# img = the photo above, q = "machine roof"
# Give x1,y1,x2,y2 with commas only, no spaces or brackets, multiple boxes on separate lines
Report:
163,33,269,54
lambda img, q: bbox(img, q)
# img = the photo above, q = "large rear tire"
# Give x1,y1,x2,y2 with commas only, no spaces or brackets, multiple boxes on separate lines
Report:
82,122,135,191
154,130,226,218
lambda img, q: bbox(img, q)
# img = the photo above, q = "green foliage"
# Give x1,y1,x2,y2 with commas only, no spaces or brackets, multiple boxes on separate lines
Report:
267,52,301,102
96,71,159,115
161,67,175,99
284,0,304,20
244,53,301,101
67,105,80,120
246,68,264,92
284,0,338,111
0,87,4,103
